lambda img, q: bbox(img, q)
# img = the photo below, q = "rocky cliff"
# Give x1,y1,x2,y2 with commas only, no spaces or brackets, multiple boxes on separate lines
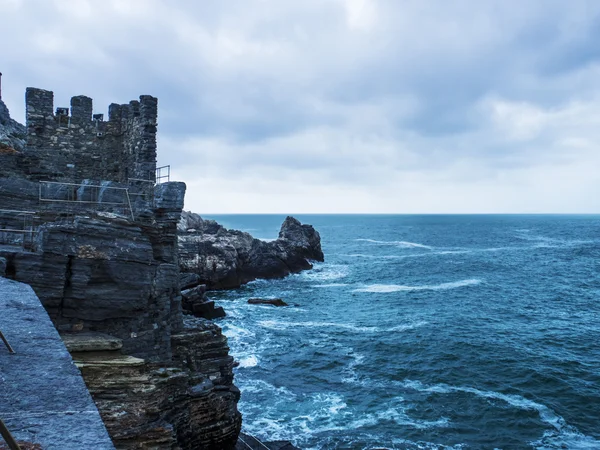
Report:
178,212,324,289
67,320,241,449
0,90,242,449
0,98,26,152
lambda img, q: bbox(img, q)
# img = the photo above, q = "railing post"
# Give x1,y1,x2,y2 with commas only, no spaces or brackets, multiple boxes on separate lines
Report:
0,330,15,354
0,418,21,450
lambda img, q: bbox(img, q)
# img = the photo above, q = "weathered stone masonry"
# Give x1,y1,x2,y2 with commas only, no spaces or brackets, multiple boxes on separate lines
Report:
24,88,158,183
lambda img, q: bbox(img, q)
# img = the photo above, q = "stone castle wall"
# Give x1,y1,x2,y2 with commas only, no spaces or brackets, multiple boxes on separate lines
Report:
24,88,158,183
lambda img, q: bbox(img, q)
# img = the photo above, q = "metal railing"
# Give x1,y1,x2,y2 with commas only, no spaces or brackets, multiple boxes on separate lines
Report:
0,419,21,450
236,433,270,450
0,210,37,251
156,165,170,184
38,181,135,221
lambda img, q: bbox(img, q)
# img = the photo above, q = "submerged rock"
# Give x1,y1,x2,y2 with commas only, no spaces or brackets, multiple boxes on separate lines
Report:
179,213,324,289
247,298,288,307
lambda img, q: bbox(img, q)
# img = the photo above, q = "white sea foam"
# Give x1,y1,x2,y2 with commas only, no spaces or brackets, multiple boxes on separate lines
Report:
311,283,349,288
343,253,408,259
356,238,433,249
238,355,259,368
401,380,600,448
343,250,475,261
345,399,449,431
238,379,450,448
300,264,350,281
341,352,365,384
387,320,429,332
353,279,482,293
222,324,255,340
257,319,427,334
258,320,377,333
239,379,296,398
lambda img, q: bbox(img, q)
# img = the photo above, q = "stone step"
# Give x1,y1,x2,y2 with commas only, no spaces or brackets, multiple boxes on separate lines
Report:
61,331,123,353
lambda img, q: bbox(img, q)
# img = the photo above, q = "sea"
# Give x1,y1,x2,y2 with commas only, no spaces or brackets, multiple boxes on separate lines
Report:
203,214,600,450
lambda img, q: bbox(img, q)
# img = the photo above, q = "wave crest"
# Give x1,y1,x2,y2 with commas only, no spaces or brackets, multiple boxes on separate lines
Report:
356,238,433,249
353,279,482,293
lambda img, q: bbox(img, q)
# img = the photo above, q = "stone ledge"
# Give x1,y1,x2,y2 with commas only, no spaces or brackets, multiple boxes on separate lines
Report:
61,331,123,352
72,353,146,368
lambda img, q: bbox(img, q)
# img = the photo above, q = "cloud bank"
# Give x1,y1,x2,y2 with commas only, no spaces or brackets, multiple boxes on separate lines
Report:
1,0,599,213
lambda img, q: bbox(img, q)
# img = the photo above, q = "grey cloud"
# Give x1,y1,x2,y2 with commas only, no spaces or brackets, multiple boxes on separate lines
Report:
1,0,600,212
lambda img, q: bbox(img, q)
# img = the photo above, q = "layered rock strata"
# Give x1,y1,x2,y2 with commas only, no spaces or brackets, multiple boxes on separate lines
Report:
0,89,242,449
179,212,324,289
66,322,241,450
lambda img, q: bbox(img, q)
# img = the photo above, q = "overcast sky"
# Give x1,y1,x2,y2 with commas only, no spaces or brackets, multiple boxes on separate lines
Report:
1,0,599,213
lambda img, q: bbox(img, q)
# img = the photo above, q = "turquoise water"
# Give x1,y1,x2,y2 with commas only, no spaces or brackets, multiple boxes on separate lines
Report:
205,215,600,449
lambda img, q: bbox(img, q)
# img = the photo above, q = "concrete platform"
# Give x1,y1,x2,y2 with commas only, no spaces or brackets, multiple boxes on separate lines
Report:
0,277,115,449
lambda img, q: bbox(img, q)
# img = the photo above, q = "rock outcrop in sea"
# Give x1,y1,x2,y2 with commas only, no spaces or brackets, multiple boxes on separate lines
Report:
178,211,324,289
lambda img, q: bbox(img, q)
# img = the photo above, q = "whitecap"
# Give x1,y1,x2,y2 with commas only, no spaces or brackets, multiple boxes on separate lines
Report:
356,238,433,249
258,320,377,333
347,400,449,431
238,379,296,398
341,352,365,384
222,324,255,340
353,279,482,293
258,319,426,335
238,355,259,368
311,283,349,288
343,250,473,261
300,264,350,281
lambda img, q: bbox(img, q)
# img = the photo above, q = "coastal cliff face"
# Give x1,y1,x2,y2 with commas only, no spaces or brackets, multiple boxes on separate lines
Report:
0,183,186,360
0,92,242,448
71,321,241,449
178,212,324,289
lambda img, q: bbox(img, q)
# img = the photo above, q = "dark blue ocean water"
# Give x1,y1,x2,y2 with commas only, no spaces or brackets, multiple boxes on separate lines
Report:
204,215,600,449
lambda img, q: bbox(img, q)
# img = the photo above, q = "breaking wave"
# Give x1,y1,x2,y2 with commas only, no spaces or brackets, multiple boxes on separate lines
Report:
356,238,433,249
353,279,482,293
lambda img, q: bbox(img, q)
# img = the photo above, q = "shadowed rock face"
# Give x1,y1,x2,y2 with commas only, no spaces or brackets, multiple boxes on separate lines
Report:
178,213,324,289
0,99,26,152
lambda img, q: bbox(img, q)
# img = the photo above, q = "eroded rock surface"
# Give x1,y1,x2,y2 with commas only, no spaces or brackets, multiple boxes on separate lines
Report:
0,90,242,449
72,320,241,450
179,212,324,289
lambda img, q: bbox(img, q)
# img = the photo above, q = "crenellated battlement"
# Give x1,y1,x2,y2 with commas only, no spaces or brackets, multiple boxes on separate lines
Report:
23,87,158,183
